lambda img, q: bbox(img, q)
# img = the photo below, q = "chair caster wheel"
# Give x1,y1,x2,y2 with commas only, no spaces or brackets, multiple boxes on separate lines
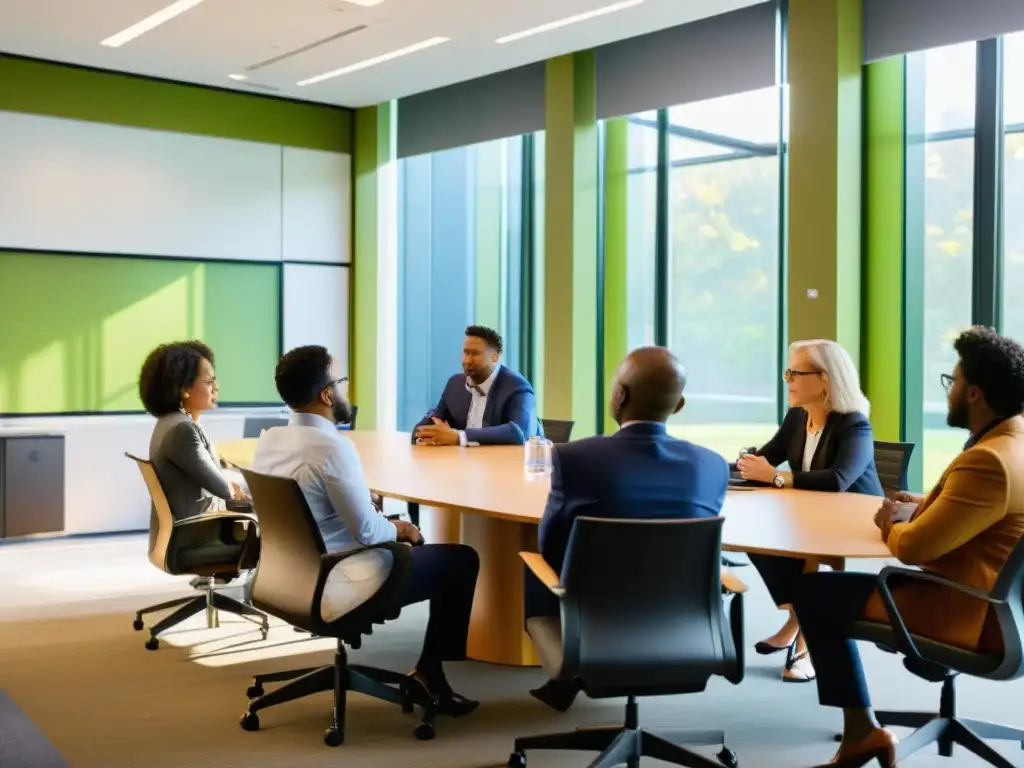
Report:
323,728,344,747
834,733,842,742
239,712,260,731
717,747,738,768
508,751,527,767
133,618,144,631
246,685,264,699
144,637,159,651
414,722,435,741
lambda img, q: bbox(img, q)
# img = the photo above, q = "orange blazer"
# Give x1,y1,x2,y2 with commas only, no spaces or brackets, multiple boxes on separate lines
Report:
863,416,1024,652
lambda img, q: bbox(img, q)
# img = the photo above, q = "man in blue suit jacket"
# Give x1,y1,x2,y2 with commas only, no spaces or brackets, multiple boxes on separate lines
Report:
413,325,541,446
527,346,730,710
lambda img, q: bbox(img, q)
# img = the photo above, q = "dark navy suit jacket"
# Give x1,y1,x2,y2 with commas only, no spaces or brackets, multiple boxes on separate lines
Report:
413,366,541,445
753,407,884,496
527,422,730,618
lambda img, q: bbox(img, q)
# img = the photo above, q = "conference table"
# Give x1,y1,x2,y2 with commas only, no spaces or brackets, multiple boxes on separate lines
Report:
217,431,890,667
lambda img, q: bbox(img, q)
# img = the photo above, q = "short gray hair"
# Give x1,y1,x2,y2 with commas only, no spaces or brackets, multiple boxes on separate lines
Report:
789,339,870,416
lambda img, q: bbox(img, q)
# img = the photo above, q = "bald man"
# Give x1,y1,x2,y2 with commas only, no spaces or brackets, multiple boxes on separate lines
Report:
527,347,730,710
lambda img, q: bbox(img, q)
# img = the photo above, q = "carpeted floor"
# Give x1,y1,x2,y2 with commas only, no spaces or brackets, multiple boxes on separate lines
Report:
1,534,1023,767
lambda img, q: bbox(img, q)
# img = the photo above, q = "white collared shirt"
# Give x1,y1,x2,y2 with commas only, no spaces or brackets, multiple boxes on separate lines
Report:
253,412,395,621
459,364,501,447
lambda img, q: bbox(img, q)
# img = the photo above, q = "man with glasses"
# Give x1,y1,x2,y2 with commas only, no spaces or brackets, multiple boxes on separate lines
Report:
792,326,1024,765
252,346,481,716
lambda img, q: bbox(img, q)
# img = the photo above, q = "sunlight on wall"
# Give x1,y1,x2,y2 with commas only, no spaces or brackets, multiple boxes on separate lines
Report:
101,271,202,410
16,340,66,413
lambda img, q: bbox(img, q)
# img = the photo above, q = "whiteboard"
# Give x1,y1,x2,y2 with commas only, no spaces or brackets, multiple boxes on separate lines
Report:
282,147,351,264
0,111,282,262
282,263,350,373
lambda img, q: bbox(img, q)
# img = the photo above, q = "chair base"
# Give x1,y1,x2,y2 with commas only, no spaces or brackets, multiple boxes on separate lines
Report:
240,641,437,745
510,697,737,768
133,579,268,650
876,712,1024,767
838,677,1024,767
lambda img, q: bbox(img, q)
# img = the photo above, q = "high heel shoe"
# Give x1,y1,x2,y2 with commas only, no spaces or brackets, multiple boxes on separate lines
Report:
815,728,897,767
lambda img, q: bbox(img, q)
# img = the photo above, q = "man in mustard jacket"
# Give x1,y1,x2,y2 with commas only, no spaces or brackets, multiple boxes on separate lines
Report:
793,326,1024,767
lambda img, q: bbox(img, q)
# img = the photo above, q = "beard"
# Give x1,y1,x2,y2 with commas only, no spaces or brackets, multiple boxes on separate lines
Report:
331,397,353,425
946,393,969,429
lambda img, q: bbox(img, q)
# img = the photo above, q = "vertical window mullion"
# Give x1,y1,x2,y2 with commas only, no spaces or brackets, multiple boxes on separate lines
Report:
654,108,670,347
972,37,1004,330
775,0,789,425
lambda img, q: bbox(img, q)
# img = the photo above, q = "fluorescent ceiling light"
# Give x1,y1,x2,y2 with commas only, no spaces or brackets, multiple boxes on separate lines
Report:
228,73,248,81
496,0,644,44
297,36,450,86
340,0,386,5
101,0,206,48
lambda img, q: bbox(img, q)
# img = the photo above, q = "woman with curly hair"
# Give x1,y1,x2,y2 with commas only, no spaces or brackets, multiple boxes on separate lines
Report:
139,341,257,558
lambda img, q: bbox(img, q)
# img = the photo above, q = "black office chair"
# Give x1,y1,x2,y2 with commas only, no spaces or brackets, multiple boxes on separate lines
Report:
242,416,290,439
540,418,574,444
126,454,268,650
874,440,915,496
511,516,744,768
845,537,1024,766
237,468,437,746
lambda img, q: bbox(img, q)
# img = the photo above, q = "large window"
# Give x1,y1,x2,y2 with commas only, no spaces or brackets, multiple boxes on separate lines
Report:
396,136,534,430
919,42,977,488
625,113,658,350
1002,32,1024,345
661,87,782,459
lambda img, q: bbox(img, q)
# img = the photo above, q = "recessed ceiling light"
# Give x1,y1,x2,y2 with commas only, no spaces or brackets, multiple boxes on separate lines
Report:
297,36,450,86
495,0,644,44
228,73,248,81
101,0,207,48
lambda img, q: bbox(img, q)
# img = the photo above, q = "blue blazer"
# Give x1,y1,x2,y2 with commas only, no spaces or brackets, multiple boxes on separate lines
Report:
413,366,541,446
538,422,730,577
753,407,884,496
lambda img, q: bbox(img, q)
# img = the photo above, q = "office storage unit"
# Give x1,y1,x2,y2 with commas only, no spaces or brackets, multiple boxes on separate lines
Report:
0,434,65,539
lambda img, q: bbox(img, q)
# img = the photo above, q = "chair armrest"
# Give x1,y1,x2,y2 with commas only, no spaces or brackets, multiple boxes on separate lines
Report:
876,566,1005,662
721,567,748,594
519,552,565,597
174,511,257,528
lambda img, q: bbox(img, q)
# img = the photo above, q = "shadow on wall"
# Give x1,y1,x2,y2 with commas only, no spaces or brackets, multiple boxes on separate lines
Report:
0,251,281,415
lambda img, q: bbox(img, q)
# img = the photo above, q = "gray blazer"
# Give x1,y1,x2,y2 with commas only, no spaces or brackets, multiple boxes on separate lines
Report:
149,411,233,521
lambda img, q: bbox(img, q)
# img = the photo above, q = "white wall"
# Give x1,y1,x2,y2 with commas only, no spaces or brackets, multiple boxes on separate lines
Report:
282,264,350,370
0,111,351,264
0,409,290,535
282,148,351,264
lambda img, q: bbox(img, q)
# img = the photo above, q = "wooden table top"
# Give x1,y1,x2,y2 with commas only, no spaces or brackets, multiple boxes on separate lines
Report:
218,431,891,560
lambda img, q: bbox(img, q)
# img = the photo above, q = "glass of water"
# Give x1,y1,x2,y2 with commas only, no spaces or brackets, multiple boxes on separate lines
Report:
524,435,553,476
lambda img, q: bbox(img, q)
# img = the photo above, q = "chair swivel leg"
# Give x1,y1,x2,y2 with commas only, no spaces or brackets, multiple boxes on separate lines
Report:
641,731,730,768
514,728,622,755
591,730,639,768
949,721,1018,768
135,595,197,624
209,591,269,637
144,596,207,649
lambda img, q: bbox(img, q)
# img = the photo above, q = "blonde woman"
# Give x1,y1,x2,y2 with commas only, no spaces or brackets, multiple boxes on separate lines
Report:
736,339,883,683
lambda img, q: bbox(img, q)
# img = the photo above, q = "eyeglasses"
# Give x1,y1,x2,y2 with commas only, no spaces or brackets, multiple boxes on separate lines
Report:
940,373,954,391
783,369,821,383
323,376,348,391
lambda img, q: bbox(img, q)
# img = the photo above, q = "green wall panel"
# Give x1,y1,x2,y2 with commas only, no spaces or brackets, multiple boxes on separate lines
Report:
863,57,906,443
0,252,280,414
0,55,352,152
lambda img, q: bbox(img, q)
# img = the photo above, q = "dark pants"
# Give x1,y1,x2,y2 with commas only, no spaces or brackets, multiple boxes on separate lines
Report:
396,543,480,662
749,553,808,606
524,569,560,620
793,571,877,709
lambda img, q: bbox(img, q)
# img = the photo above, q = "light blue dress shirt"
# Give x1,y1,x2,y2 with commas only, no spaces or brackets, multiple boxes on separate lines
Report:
253,412,395,620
